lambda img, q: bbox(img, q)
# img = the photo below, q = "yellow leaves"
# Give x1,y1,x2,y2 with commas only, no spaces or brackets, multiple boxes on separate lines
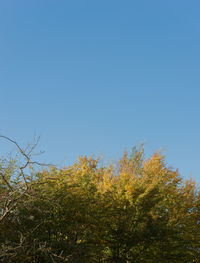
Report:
4,145,200,262
142,153,182,195
143,153,167,178
34,149,199,228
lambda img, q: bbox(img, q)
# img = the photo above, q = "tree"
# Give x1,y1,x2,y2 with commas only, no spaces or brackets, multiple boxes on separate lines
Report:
0,138,199,262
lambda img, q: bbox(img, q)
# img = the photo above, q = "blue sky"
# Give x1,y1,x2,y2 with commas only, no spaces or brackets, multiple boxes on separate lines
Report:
0,1,200,181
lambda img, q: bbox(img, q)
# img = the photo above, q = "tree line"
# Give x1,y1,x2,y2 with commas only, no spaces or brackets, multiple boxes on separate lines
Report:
0,137,200,262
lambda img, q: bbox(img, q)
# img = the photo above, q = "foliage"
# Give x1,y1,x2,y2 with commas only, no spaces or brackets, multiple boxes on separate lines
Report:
0,143,200,262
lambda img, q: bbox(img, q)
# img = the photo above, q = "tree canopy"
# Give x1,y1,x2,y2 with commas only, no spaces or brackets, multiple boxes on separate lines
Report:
0,140,200,262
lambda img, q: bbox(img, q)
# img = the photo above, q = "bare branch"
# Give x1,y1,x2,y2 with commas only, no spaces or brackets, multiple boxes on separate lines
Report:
0,135,28,160
0,135,49,222
0,170,13,191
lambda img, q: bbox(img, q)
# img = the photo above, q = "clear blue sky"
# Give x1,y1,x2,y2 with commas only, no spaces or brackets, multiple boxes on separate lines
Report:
0,1,200,181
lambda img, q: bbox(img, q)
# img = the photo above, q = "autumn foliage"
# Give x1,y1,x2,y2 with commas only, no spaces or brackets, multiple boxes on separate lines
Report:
0,145,200,262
